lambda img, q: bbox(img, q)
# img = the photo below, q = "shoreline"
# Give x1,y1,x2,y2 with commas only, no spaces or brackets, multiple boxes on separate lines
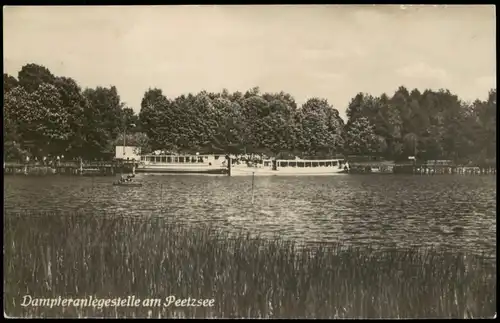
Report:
4,166,496,176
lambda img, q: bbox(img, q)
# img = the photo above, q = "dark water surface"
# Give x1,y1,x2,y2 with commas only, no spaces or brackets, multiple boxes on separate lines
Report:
4,174,496,257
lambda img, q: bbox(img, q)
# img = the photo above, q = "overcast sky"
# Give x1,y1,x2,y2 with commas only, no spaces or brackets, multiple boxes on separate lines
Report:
3,5,496,121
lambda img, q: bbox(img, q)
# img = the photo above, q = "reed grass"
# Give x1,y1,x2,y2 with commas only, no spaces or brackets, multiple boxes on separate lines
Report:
4,210,496,318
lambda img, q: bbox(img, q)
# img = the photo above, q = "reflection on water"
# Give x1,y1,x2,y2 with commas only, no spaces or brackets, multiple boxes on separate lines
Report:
3,174,497,258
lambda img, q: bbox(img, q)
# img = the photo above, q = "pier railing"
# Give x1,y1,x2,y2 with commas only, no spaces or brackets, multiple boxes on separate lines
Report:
4,160,137,176
4,160,136,167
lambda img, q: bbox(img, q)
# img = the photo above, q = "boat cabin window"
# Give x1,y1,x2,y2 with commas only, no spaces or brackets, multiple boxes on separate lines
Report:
264,161,270,167
141,156,145,161
332,161,337,167
312,162,318,167
214,156,219,160
289,162,296,167
298,162,304,168
198,157,204,163
161,156,167,163
325,162,332,167
167,157,172,163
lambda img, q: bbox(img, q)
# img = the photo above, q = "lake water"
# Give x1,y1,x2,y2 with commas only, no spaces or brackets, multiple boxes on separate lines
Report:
3,174,497,258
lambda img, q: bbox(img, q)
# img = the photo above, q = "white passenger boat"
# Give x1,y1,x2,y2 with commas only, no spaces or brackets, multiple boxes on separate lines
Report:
136,154,228,174
230,158,349,176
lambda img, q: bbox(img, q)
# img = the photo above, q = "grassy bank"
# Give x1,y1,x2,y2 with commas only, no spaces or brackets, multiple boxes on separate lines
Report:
4,210,496,318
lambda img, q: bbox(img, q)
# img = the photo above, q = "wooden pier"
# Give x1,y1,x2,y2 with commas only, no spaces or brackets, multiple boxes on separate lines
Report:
407,165,496,175
393,160,496,175
3,160,137,176
347,160,496,175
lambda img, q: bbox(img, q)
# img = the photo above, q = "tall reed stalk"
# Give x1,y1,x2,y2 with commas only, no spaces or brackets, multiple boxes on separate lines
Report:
4,210,496,318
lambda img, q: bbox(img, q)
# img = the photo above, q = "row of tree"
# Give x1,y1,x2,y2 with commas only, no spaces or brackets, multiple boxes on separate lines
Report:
344,87,496,163
138,87,345,158
3,63,497,165
4,64,139,161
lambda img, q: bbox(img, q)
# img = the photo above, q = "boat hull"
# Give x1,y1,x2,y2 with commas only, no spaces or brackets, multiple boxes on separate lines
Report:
136,165,227,174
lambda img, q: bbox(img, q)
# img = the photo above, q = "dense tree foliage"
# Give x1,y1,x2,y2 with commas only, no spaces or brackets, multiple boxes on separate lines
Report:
3,63,496,165
343,87,496,164
4,65,131,160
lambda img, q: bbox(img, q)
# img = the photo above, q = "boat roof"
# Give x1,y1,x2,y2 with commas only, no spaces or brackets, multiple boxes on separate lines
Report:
275,159,344,162
141,153,224,157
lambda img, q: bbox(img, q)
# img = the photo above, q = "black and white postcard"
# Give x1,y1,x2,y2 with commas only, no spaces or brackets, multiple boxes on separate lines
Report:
3,5,496,319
